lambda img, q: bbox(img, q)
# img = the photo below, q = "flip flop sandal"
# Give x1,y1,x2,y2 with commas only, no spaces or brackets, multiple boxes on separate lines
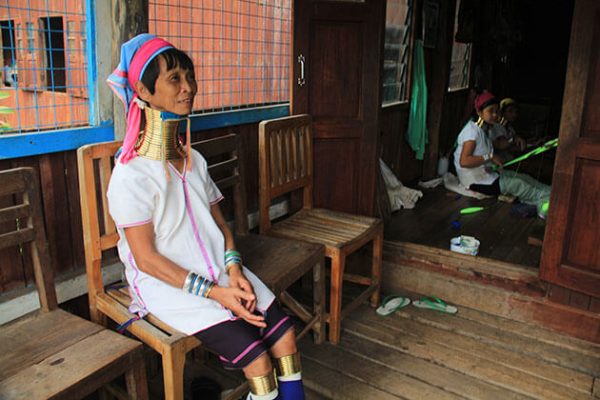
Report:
376,295,411,316
412,296,458,314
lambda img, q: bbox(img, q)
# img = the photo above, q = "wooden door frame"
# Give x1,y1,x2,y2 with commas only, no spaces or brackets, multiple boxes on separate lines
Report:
539,0,600,295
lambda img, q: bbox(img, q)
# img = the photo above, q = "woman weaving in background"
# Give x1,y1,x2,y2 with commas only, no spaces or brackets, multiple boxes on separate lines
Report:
454,91,551,219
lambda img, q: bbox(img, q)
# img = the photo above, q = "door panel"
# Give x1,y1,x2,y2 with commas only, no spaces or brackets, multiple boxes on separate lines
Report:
563,158,600,269
309,21,362,119
293,0,384,216
313,139,359,213
582,13,600,138
540,0,600,297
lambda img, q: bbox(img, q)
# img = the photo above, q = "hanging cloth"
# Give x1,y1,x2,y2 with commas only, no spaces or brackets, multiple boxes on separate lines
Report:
406,40,428,160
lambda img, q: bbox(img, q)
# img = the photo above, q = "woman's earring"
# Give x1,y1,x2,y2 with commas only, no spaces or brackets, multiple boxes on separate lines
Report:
476,116,484,128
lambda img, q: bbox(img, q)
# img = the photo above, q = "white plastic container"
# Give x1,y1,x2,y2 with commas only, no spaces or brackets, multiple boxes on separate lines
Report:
437,156,449,176
450,235,480,256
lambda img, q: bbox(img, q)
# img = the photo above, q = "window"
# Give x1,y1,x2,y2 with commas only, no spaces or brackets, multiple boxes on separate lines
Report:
0,1,91,134
1,20,16,63
40,16,66,92
1,20,17,87
149,0,292,114
25,21,34,51
382,0,413,105
448,0,471,91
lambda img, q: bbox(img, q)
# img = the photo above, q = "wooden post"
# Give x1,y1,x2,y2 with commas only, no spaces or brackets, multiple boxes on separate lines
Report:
111,0,148,139
422,0,456,179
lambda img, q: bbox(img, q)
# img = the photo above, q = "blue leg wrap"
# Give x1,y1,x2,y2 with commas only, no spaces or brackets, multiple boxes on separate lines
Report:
277,379,305,400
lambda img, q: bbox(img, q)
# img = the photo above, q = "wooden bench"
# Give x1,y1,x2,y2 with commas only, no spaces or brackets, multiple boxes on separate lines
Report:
78,134,325,399
0,167,148,400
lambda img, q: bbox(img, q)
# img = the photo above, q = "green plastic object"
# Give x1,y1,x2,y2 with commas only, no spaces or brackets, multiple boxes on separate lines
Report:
460,206,485,215
541,201,549,214
406,40,428,160
492,138,558,170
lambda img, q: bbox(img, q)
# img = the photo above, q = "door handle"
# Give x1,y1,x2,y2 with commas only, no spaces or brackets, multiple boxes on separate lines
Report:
297,54,306,87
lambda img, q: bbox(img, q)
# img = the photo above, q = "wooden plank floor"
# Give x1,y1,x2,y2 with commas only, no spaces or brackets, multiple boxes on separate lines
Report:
299,303,600,400
384,186,545,268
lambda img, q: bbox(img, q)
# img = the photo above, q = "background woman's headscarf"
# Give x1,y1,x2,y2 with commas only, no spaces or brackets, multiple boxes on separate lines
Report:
474,91,498,112
107,33,174,163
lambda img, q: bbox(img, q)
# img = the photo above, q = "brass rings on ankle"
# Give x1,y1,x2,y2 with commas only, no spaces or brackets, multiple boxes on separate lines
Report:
248,372,277,396
277,352,302,377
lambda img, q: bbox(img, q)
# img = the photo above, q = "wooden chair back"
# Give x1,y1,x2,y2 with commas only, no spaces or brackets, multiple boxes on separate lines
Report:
0,167,57,313
77,140,122,322
193,134,249,235
258,114,314,232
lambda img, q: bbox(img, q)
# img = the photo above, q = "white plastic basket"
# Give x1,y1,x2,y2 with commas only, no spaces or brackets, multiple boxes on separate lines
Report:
450,235,480,256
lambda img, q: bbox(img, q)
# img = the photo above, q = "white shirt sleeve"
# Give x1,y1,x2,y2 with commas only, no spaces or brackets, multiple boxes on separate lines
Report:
460,123,478,143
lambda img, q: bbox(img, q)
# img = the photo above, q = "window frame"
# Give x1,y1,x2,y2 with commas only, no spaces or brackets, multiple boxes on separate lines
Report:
447,0,472,92
381,0,415,107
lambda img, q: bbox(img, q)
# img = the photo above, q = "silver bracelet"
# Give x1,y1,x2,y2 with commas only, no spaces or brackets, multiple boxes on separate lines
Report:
182,271,196,292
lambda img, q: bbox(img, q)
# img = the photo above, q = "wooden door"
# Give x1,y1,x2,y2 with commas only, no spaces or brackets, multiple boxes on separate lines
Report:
292,0,385,216
539,0,600,297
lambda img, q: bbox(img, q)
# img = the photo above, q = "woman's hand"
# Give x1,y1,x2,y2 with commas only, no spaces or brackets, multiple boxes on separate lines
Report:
491,155,504,170
227,265,257,313
209,285,266,328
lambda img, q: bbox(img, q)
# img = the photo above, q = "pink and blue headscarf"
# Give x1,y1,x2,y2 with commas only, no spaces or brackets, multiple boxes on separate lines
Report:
107,34,174,163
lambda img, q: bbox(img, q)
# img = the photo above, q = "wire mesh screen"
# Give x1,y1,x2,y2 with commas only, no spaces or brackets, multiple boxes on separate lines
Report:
149,0,291,114
0,0,90,134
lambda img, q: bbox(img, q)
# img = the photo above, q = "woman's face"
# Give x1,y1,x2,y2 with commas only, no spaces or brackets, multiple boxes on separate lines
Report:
478,104,499,125
139,56,197,116
503,105,519,123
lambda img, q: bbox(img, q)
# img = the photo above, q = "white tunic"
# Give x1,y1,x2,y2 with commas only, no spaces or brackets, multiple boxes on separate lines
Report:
107,150,275,335
453,120,499,188
490,122,517,143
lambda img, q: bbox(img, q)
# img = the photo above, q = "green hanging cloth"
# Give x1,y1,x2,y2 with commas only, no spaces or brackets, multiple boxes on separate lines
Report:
406,39,428,160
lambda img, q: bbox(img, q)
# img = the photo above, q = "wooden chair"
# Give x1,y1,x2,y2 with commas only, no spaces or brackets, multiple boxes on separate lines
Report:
78,135,325,400
0,167,148,400
258,114,383,344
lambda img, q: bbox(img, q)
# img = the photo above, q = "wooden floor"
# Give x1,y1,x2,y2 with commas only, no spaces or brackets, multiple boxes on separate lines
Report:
298,303,600,400
384,185,546,268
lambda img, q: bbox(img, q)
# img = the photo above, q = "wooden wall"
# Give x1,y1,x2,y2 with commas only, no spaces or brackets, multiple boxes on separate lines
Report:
379,89,471,186
548,284,600,315
0,122,261,294
379,103,423,184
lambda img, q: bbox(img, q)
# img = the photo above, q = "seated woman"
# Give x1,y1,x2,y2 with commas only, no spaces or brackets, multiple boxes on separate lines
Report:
492,98,527,158
106,34,305,400
454,91,551,218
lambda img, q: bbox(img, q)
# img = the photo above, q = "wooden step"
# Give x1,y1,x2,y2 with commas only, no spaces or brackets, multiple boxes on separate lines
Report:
346,319,591,400
302,356,401,399
351,307,596,391
301,337,464,400
392,306,600,376
298,302,599,399
383,241,544,297
381,259,600,343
